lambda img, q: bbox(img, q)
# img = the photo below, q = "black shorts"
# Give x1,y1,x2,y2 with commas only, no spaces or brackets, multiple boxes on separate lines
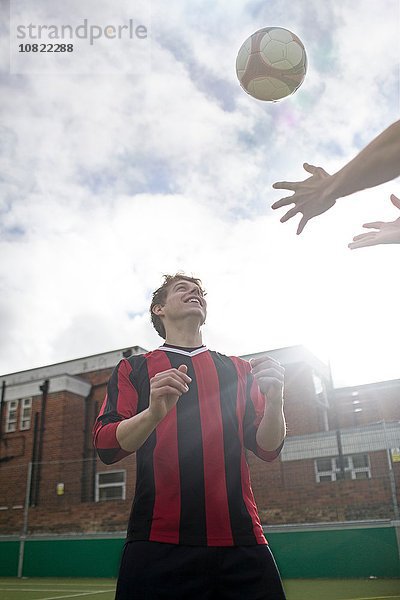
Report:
115,541,286,600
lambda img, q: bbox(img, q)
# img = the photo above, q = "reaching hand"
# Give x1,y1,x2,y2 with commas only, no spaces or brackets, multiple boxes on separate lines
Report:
250,356,284,405
272,163,336,234
348,194,400,249
149,365,191,422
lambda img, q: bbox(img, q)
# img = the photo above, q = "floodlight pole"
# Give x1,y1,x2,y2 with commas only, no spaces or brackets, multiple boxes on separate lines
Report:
381,420,399,521
0,380,6,443
327,361,346,480
18,461,33,578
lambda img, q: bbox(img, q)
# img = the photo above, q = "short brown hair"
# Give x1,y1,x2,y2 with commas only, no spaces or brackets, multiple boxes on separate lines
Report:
150,273,206,339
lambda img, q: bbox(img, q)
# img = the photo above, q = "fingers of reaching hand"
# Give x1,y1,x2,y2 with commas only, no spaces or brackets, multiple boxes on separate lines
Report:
352,232,377,242
272,200,311,233
348,231,379,249
272,181,299,192
390,194,400,209
272,165,329,194
297,215,309,235
362,221,385,230
271,195,295,210
303,163,330,177
280,205,300,223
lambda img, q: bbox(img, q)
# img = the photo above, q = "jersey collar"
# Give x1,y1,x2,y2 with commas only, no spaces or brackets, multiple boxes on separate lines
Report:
157,346,208,357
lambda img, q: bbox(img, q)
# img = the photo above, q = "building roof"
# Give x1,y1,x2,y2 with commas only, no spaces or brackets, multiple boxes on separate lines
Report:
1,344,329,401
241,344,331,380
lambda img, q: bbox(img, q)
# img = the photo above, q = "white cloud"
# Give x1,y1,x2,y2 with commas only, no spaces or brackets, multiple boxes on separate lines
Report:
0,0,399,387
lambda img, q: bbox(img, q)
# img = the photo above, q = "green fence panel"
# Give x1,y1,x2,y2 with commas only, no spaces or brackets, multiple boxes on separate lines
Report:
1,525,399,578
0,541,19,576
268,527,400,578
23,538,125,578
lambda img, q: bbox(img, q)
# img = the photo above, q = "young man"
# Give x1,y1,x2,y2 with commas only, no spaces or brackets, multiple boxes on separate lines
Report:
93,274,287,600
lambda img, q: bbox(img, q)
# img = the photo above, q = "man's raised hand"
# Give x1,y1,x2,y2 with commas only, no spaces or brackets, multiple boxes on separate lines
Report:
250,356,284,405
149,365,191,423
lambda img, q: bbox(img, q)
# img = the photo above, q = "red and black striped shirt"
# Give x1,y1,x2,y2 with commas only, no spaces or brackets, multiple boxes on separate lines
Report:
93,346,283,546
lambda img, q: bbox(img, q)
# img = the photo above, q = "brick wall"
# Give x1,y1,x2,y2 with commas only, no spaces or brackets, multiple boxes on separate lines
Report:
281,363,321,436
1,359,399,535
248,450,399,524
333,382,400,429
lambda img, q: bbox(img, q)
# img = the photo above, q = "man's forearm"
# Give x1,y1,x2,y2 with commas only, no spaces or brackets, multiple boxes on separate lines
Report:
116,408,160,453
256,401,286,451
326,120,400,202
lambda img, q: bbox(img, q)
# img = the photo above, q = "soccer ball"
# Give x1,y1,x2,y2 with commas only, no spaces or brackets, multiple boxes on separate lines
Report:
236,27,307,102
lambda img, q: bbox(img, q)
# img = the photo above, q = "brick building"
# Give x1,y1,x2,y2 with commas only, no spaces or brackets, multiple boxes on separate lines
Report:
0,345,399,536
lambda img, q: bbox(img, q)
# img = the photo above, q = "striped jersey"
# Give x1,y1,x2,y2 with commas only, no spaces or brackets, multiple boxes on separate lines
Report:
93,346,283,546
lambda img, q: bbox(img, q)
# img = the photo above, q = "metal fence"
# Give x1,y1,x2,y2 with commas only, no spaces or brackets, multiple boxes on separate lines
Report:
252,420,400,524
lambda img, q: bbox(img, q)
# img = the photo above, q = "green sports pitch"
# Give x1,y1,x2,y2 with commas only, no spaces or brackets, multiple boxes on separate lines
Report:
0,578,399,600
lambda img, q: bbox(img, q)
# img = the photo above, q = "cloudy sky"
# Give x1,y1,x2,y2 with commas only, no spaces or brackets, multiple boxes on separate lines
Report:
0,0,399,387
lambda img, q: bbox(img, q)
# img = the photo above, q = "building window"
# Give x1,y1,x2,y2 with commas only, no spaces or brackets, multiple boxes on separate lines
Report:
20,398,32,430
315,454,371,482
6,400,18,433
96,471,126,502
313,373,329,408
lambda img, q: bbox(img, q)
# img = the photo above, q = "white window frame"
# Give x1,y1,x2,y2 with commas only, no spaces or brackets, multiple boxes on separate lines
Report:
20,397,32,431
313,372,329,409
315,454,371,482
95,470,126,502
6,400,18,433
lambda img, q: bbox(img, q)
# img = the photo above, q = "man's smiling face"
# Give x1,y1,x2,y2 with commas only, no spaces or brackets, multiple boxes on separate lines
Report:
150,273,207,339
162,278,207,325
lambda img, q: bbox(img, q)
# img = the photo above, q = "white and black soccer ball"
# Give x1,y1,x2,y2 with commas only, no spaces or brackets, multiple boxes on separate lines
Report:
236,27,307,102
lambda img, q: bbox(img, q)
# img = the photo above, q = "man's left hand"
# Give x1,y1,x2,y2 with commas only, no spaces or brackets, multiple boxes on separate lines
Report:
250,356,284,405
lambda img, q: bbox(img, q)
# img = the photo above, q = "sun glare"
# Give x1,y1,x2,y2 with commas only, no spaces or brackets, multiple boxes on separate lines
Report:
305,332,399,388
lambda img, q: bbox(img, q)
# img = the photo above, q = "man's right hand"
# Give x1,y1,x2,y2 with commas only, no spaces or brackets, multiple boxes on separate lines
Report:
149,365,191,423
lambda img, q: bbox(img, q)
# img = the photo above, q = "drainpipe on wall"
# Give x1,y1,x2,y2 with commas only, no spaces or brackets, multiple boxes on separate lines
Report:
81,384,93,503
32,379,49,506
0,380,6,445
327,361,346,480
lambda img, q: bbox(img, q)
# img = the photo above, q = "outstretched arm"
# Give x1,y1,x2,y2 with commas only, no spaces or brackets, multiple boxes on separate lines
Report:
272,120,400,234
348,194,400,249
